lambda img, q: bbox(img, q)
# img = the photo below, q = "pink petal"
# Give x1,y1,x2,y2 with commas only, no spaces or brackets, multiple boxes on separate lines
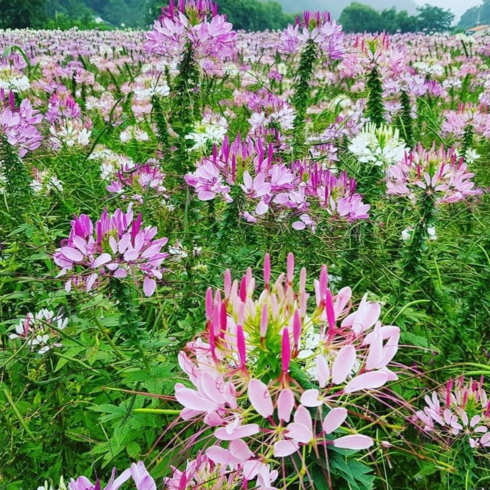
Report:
175,388,218,411
273,440,298,457
113,268,128,278
365,323,383,371
248,379,274,418
316,355,330,388
344,371,388,393
286,422,312,443
215,424,260,441
92,253,112,269
206,446,233,465
333,435,373,450
229,439,254,460
300,389,322,407
332,345,357,385
61,246,84,262
294,405,312,430
200,372,226,404
143,277,156,297
86,273,97,292
323,408,348,435
277,389,295,423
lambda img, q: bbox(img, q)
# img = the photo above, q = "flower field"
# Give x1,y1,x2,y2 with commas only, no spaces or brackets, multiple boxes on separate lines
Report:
1,1,490,489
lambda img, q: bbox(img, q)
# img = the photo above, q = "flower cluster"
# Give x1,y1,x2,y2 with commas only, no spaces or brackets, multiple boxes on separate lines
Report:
349,123,407,168
9,309,68,355
106,161,167,204
0,90,43,157
53,205,168,296
185,135,369,230
69,462,155,490
46,90,92,150
30,167,63,195
185,112,228,152
415,377,490,450
386,144,482,204
144,0,236,73
169,253,401,488
281,11,344,60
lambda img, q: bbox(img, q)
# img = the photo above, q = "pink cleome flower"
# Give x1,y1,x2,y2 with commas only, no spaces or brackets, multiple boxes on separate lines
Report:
53,204,168,297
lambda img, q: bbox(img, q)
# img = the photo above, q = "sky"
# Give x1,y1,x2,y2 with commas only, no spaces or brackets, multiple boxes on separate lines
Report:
414,0,482,19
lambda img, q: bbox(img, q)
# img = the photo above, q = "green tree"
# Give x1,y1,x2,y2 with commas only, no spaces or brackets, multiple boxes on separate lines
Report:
459,0,490,30
397,9,418,33
339,3,382,34
0,0,47,28
416,4,454,33
147,0,295,31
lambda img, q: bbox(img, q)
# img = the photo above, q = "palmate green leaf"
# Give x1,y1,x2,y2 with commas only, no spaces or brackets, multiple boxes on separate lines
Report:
313,448,375,490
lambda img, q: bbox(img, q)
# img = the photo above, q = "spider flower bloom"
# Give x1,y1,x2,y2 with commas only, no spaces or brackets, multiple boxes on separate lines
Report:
106,161,168,205
348,123,407,168
414,377,490,450
9,309,67,355
53,204,168,296
281,11,345,60
170,254,403,488
386,144,482,204
0,91,43,157
144,0,236,72
185,135,368,230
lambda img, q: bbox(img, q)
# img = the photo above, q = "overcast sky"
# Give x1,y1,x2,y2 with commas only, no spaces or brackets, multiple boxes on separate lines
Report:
414,0,482,19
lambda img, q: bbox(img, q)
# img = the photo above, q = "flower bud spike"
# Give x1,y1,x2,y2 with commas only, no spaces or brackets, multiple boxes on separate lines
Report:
205,287,213,321
260,304,268,339
293,310,301,352
282,328,291,374
326,288,335,337
237,324,247,371
239,276,247,302
224,269,232,299
220,302,227,337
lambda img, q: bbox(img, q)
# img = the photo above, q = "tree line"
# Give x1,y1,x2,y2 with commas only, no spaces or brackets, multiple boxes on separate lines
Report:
0,0,472,33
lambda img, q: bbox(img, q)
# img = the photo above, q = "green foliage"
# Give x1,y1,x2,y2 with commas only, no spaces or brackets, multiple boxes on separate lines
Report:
146,0,296,31
416,4,454,33
339,2,454,34
0,0,47,28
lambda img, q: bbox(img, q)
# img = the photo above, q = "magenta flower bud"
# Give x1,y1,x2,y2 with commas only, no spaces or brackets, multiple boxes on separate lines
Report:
263,253,271,290
300,267,306,292
282,328,291,373
325,288,335,336
220,302,227,337
212,300,220,336
224,269,231,299
287,252,294,286
260,304,268,339
318,265,328,305
205,287,213,321
293,310,301,349
239,275,247,302
236,324,247,370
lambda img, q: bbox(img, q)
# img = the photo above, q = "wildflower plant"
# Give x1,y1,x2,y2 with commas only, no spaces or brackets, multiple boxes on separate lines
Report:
9,309,68,355
53,204,168,297
166,253,403,489
185,135,369,231
282,12,344,157
386,144,482,276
